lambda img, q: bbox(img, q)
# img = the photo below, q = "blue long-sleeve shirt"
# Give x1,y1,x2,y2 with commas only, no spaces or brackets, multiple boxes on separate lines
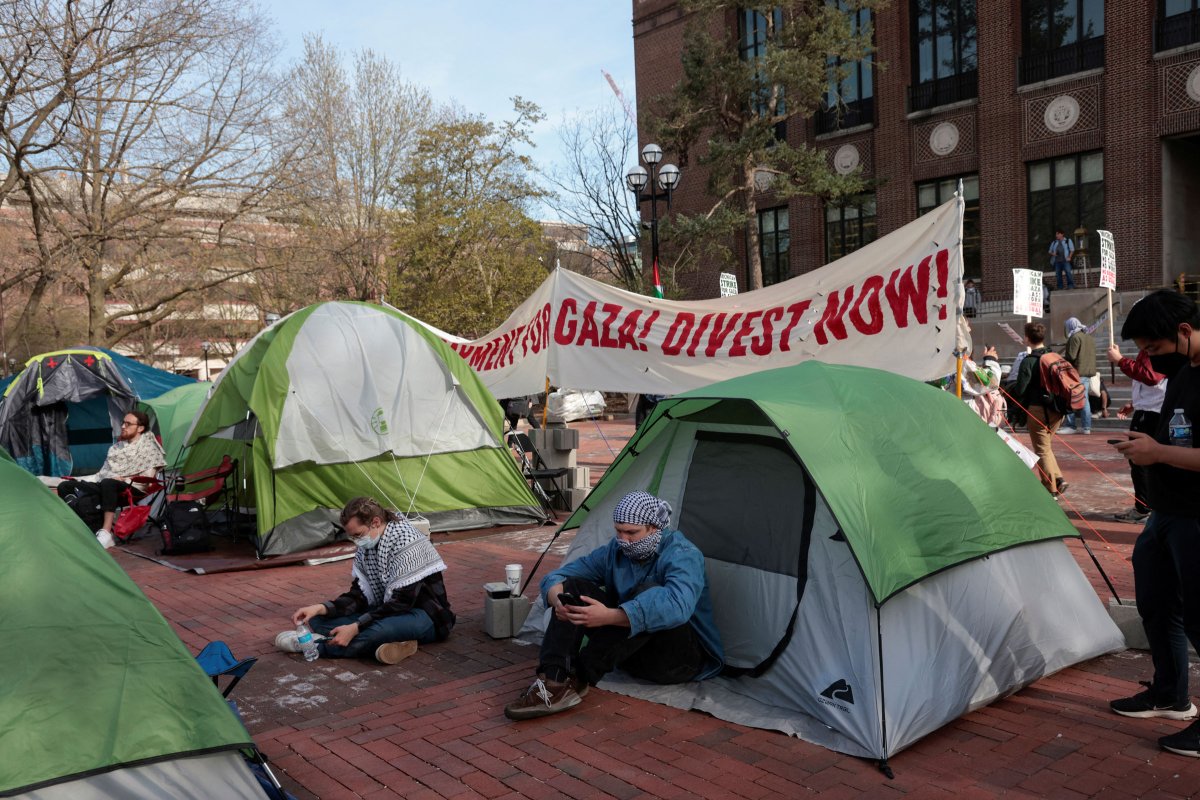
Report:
541,529,724,679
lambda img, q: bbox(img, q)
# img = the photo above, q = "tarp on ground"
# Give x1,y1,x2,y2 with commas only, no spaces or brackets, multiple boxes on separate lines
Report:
0,458,262,798
448,196,965,397
182,302,546,556
524,361,1124,759
0,347,193,476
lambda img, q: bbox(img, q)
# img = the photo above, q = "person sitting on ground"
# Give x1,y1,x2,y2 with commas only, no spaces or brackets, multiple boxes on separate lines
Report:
1108,290,1200,757
504,490,723,720
1013,322,1068,496
56,410,165,549
278,496,455,665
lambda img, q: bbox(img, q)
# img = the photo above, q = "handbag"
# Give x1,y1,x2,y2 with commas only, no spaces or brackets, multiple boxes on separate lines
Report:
112,504,152,541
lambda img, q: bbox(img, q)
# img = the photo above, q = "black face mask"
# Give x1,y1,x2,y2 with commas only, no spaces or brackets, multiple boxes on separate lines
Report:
1149,353,1188,377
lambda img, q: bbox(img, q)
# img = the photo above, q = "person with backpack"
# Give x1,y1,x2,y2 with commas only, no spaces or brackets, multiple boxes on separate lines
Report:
1106,343,1168,523
1048,229,1076,289
1060,316,1097,434
1107,290,1200,758
1012,322,1068,496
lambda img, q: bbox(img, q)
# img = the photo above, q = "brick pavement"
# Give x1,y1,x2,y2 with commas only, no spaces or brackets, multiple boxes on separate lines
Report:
111,412,1200,799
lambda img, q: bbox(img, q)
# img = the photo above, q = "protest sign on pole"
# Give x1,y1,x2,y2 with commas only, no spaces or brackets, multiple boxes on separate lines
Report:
1012,269,1044,321
718,273,738,297
1097,230,1116,343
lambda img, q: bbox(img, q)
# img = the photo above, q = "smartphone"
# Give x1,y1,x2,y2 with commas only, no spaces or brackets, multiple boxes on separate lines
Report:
1108,439,1125,445
558,592,586,607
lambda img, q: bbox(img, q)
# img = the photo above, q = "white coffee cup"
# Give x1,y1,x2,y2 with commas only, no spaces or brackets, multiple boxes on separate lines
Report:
505,563,522,596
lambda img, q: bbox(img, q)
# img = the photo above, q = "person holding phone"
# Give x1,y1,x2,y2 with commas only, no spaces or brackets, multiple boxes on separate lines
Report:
504,491,723,720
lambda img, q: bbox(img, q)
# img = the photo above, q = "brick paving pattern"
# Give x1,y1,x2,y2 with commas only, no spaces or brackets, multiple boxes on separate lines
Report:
112,410,1200,799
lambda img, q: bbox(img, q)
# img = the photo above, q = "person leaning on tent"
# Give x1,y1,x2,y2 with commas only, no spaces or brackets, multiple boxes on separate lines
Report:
1012,322,1068,497
55,410,165,549
1108,290,1200,758
504,491,723,720
276,497,456,665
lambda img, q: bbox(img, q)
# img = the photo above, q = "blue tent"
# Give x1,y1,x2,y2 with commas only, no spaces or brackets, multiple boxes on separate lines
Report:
0,347,194,476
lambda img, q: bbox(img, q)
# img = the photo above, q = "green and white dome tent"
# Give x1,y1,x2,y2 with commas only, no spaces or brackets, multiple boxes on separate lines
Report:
524,360,1124,763
181,302,546,556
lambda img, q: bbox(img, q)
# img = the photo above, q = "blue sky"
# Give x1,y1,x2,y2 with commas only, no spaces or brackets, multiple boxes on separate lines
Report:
262,1,638,218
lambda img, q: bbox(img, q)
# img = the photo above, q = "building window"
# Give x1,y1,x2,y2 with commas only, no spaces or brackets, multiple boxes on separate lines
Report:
825,195,877,263
1026,152,1104,272
909,0,978,112
816,4,874,134
1157,0,1200,50
757,207,790,287
738,8,787,140
917,175,980,281
1020,0,1104,84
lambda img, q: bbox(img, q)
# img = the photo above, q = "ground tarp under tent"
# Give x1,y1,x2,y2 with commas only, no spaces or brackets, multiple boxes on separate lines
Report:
522,361,1124,761
0,347,193,476
182,301,547,556
0,459,265,799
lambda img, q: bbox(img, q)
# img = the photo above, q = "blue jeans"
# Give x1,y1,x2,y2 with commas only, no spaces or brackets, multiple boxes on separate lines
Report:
1067,393,1092,431
1054,261,1075,289
1132,513,1200,705
310,610,436,659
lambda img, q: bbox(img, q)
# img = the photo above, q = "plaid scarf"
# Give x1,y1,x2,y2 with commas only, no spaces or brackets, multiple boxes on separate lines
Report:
352,518,447,608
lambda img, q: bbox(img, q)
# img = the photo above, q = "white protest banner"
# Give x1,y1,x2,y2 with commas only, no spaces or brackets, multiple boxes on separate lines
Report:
1097,230,1116,290
1012,269,1044,318
719,272,738,297
447,197,964,397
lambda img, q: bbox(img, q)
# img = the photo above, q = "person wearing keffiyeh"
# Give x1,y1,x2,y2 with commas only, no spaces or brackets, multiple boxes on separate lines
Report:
505,490,723,720
282,497,455,665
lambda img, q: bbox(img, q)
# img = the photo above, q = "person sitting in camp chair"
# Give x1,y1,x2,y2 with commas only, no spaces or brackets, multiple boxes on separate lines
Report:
55,410,165,549
276,497,456,665
504,491,723,720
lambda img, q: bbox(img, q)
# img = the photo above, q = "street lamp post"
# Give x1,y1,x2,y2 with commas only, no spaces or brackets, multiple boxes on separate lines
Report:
201,341,211,381
626,144,681,299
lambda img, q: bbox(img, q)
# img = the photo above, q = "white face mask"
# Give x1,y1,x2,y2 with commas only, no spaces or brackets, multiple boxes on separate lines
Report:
353,533,379,551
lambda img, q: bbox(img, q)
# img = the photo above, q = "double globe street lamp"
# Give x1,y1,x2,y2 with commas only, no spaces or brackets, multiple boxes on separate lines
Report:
626,144,681,299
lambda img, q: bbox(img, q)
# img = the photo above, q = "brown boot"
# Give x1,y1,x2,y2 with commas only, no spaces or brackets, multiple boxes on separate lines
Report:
504,674,584,720
375,640,418,665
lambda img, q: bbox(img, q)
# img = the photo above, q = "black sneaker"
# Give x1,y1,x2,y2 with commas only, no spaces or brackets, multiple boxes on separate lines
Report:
504,675,584,720
1161,719,1200,757
1110,689,1197,720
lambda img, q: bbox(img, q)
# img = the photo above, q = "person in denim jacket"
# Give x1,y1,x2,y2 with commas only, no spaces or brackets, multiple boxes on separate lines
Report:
504,491,723,720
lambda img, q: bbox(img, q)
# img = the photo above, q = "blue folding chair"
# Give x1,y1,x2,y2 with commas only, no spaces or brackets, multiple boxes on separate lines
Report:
196,641,258,698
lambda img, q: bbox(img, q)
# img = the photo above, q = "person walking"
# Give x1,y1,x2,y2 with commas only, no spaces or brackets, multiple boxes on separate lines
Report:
1013,322,1067,496
1060,317,1097,434
1108,344,1168,523
1049,229,1076,290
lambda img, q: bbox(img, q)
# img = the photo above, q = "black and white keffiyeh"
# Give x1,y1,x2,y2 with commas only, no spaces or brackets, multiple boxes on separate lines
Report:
352,518,447,608
612,491,672,531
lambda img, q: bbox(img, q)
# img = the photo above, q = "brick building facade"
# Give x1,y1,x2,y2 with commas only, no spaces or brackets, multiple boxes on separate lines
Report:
632,1,1200,301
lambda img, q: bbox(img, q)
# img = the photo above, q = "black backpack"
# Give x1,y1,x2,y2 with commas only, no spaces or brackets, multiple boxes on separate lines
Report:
160,501,212,555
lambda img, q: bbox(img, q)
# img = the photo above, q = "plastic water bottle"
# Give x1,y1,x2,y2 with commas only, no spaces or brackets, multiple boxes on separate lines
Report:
1169,409,1193,448
296,622,320,662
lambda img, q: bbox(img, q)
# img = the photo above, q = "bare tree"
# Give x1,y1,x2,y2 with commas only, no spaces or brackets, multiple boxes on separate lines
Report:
11,0,290,346
543,101,645,293
279,35,433,302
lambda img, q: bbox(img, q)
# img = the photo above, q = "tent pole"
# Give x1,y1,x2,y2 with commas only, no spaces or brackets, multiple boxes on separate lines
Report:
1079,537,1122,604
875,605,895,779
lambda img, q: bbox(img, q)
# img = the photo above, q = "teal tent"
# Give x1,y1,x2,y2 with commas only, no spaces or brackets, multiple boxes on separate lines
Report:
0,347,194,476
0,459,264,797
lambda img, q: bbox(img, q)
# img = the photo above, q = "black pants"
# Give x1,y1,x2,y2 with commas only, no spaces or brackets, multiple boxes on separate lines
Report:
538,577,705,687
1129,410,1160,514
58,478,129,513
1133,512,1200,705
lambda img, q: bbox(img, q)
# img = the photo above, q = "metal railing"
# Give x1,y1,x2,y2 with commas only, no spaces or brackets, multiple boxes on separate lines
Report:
1019,37,1105,85
814,96,874,134
907,70,978,112
1157,9,1200,51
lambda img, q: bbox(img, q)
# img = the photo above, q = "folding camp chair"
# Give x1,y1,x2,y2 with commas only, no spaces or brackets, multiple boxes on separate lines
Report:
166,455,238,535
196,640,258,698
505,431,569,512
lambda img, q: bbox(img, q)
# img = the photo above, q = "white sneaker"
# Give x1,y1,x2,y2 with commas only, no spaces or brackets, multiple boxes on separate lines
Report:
1058,427,1077,435
96,529,115,549
274,630,326,653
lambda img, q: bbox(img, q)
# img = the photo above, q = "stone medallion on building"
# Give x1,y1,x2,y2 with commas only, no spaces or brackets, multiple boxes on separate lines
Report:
833,144,860,175
1043,95,1081,134
928,122,960,157
1188,64,1200,104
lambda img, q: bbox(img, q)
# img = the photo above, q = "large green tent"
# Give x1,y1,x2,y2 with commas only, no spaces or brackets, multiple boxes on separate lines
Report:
182,301,545,556
531,361,1123,760
0,460,263,797
139,381,211,468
